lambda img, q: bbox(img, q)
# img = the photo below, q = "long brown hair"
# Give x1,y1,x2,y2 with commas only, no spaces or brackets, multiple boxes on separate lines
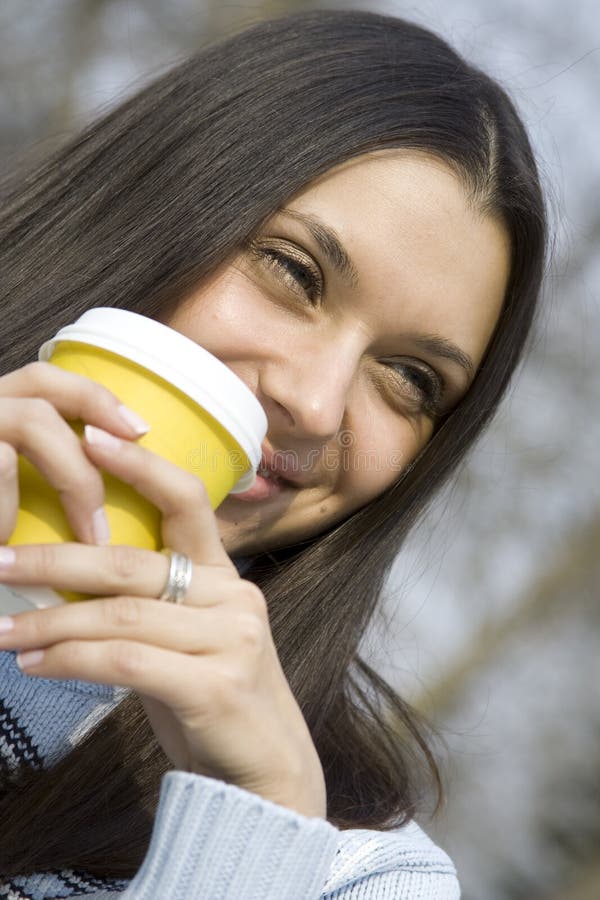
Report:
0,9,547,878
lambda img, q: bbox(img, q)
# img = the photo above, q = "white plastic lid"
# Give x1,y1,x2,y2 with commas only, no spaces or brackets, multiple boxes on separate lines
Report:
38,308,267,493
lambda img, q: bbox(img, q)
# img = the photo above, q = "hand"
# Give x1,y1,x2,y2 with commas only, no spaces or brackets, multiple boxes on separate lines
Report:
0,361,153,544
0,424,327,819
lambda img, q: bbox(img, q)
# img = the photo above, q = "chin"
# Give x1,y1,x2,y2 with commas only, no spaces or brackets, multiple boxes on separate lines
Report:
216,491,343,558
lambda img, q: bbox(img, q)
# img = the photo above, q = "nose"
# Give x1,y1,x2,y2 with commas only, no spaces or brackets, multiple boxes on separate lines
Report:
258,333,363,443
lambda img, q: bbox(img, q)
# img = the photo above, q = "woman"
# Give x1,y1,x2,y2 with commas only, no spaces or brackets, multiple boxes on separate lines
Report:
0,8,546,899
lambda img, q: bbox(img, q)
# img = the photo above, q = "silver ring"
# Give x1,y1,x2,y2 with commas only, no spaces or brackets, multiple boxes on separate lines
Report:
158,548,193,604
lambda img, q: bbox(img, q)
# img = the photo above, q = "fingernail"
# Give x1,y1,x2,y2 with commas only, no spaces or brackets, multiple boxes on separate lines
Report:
17,649,44,669
0,547,16,567
92,507,111,546
85,424,122,450
0,617,14,632
117,404,151,435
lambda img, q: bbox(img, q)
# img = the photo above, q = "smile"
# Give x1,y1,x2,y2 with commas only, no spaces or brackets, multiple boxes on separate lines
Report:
230,470,298,502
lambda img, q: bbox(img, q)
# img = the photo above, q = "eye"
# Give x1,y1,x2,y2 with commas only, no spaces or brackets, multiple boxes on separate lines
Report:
248,240,323,303
380,359,446,419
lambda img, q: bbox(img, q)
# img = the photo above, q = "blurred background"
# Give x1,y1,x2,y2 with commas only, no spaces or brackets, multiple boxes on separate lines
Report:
0,1,597,897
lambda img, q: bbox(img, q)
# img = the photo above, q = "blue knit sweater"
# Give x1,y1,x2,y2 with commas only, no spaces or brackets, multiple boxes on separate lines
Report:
0,560,460,899
0,651,459,900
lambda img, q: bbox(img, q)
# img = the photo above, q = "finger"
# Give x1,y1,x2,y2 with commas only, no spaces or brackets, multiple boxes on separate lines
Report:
0,397,109,545
0,441,19,543
0,542,238,605
82,426,234,568
14,639,207,711
1,594,247,656
0,361,150,439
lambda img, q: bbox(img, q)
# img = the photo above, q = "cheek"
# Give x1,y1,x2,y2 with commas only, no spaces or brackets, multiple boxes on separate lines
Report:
336,417,432,506
168,267,287,359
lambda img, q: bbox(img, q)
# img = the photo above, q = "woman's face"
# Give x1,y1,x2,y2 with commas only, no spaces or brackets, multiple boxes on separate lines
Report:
163,152,510,557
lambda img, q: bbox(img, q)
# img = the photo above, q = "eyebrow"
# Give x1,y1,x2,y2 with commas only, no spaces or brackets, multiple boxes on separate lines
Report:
403,332,475,383
279,209,360,289
278,209,475,384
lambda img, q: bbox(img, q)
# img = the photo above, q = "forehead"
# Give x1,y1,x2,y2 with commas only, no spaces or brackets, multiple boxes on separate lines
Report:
291,150,484,241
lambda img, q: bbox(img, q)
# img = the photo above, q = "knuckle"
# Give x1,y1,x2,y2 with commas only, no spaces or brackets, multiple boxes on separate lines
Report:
30,543,58,580
191,475,210,502
234,611,266,652
26,610,51,647
107,545,143,583
110,640,145,677
103,595,144,628
0,443,18,479
238,581,268,617
25,396,56,424
63,466,102,497
171,476,209,510
178,474,209,504
21,361,54,386
62,641,87,672
210,665,247,709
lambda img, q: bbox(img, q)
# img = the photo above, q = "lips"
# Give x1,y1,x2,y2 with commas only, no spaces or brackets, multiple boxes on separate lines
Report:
258,443,311,487
256,464,290,486
229,442,322,501
231,470,293,502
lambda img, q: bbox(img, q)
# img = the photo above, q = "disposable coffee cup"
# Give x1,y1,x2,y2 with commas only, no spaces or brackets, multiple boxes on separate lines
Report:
0,308,267,614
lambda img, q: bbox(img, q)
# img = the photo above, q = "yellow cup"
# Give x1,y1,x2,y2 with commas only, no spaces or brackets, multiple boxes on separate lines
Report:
2,308,267,612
